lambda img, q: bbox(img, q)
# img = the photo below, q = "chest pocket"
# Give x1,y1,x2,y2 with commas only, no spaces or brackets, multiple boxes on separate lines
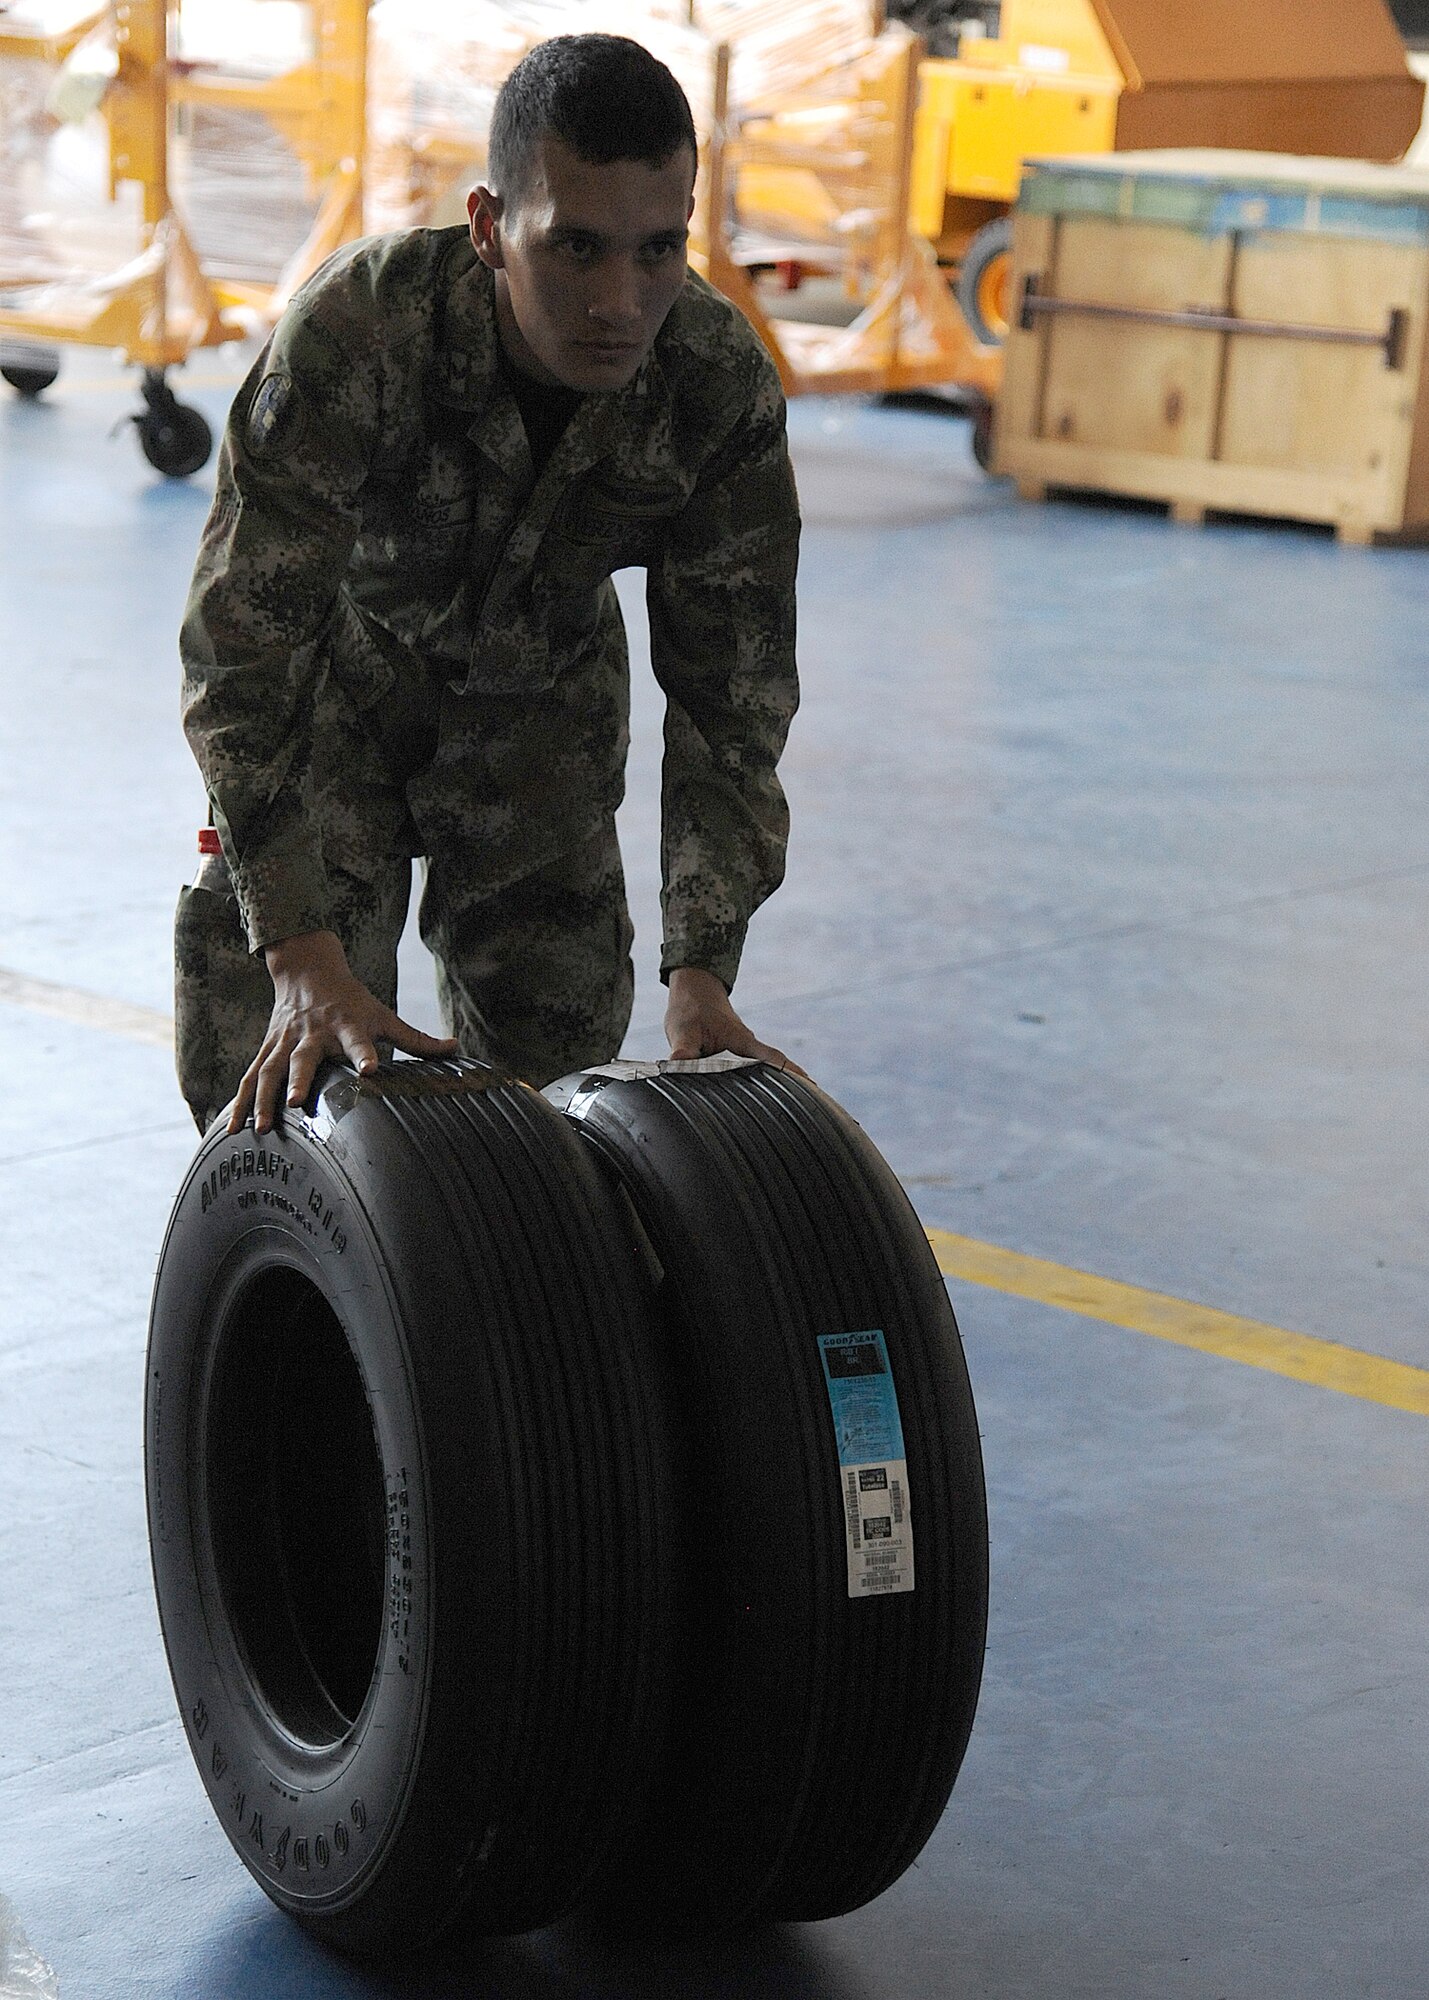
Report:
357,490,476,586
549,478,687,577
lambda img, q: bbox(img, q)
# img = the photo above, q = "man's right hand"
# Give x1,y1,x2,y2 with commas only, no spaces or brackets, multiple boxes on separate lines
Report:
229,928,460,1135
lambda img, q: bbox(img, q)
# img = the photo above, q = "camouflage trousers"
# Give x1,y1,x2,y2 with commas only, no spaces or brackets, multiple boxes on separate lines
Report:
174,820,635,1131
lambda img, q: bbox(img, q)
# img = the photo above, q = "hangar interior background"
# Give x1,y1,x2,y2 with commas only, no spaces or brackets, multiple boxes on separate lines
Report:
1,3,1427,1996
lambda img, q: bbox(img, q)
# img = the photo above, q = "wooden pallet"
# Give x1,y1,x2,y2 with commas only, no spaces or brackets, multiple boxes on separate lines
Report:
1005,473,1423,545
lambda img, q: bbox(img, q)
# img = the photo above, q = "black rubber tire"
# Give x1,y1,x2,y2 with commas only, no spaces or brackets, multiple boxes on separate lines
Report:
145,1057,678,1957
137,399,212,476
971,398,996,473
553,1059,988,1930
1,346,60,397
954,216,1014,348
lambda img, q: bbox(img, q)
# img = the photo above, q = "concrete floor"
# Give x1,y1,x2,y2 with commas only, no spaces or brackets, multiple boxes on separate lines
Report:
1,344,1427,2000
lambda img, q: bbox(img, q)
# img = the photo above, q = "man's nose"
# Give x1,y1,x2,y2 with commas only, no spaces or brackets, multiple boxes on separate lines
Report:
588,256,643,328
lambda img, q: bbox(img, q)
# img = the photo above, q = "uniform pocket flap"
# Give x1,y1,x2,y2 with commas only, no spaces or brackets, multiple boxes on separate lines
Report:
558,479,687,542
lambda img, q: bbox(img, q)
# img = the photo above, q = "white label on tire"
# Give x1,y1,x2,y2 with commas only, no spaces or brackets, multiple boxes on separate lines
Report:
582,1055,763,1080
818,1330,914,1598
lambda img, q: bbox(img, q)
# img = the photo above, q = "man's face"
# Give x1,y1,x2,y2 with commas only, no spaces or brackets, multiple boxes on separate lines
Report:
469,134,696,393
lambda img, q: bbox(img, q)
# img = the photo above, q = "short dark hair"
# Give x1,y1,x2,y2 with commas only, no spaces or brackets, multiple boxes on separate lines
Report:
489,35,697,211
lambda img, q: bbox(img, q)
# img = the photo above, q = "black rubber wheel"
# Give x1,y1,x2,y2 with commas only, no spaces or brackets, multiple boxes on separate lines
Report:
1,345,60,397
552,1058,989,1931
971,398,996,473
146,1057,678,1957
137,397,212,476
954,216,1014,348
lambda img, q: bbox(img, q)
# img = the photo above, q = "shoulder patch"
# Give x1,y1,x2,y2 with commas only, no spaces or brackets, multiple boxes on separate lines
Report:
245,372,305,462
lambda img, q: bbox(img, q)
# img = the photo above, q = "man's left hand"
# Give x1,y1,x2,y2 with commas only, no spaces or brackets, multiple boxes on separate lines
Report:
664,966,808,1078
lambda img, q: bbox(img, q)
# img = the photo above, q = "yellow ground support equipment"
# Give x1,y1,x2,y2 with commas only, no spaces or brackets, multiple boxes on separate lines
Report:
907,0,1425,343
10,0,1416,468
709,25,1001,402
0,0,367,473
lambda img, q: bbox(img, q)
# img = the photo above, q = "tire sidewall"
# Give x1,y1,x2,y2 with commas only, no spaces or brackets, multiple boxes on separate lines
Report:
145,1123,428,1919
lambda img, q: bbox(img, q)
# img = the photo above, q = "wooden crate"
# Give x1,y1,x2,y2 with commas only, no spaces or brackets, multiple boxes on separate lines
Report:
995,150,1429,543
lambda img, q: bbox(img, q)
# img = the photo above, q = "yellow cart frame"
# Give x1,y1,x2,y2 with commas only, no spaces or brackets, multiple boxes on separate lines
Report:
0,0,369,468
705,26,1000,402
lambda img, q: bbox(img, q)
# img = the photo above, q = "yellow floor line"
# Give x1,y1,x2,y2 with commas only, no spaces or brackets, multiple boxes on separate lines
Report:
0,967,173,1049
927,1228,1429,1417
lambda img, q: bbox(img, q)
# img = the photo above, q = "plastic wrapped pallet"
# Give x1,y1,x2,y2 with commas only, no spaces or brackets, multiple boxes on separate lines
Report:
366,0,717,234
698,0,874,113
169,2,329,287
0,7,143,306
364,0,875,233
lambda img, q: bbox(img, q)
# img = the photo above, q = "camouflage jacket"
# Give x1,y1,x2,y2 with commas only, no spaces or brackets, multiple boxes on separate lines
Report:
181,226,800,990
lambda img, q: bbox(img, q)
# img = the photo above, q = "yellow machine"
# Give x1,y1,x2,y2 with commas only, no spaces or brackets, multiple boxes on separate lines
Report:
909,0,1425,343
908,0,1120,342
745,0,1424,351
0,0,367,472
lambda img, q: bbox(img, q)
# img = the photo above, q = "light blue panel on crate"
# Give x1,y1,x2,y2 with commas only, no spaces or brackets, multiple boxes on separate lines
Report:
1019,149,1429,246
1315,193,1429,244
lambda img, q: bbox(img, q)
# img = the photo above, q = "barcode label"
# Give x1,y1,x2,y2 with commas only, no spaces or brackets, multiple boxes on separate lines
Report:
818,1330,915,1599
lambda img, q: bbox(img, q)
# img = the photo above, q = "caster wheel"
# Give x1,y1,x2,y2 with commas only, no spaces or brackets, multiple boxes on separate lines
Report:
1,344,61,397
970,399,996,473
137,398,212,477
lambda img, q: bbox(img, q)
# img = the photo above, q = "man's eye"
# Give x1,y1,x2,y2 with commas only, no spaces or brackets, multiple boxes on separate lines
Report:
560,238,599,263
640,240,682,265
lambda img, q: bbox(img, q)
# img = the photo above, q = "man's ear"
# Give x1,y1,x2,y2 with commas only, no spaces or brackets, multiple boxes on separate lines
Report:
468,186,505,271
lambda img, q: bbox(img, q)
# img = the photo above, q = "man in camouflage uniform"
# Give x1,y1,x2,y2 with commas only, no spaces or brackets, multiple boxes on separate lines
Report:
177,33,800,1134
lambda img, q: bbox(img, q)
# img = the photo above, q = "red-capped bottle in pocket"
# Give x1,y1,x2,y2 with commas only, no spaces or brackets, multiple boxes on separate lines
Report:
192,826,233,897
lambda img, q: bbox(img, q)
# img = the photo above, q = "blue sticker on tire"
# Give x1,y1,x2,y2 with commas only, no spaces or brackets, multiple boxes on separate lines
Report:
818,1331,914,1597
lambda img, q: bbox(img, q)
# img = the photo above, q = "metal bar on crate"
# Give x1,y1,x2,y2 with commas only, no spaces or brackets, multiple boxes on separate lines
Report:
1017,277,1408,368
